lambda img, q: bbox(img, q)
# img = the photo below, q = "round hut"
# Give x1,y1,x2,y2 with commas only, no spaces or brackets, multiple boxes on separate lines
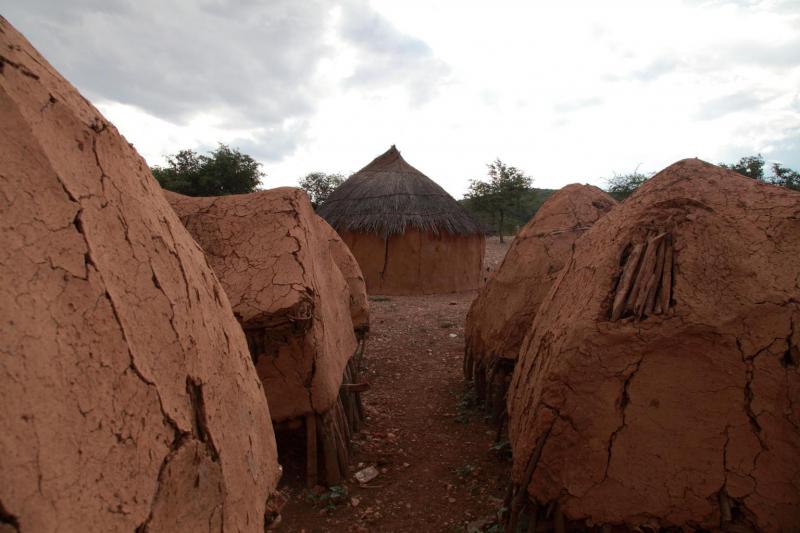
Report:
464,184,616,423
506,159,800,531
165,189,363,486
0,18,281,531
318,145,485,295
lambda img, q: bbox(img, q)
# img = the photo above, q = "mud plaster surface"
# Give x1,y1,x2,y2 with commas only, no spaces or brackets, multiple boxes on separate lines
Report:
341,229,484,295
466,184,615,367
508,159,800,530
167,189,357,422
0,18,279,533
317,216,369,333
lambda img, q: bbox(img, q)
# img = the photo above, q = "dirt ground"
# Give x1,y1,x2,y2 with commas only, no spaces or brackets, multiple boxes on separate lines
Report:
277,237,512,532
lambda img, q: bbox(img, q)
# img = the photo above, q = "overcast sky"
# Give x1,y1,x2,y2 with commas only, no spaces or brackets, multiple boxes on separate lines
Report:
4,0,799,197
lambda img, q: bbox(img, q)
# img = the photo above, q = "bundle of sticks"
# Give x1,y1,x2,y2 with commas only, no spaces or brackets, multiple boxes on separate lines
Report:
610,231,674,322
306,347,368,487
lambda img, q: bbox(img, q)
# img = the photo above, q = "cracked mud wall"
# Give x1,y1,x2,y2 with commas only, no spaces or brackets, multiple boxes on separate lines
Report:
340,229,485,295
465,184,615,379
316,216,369,335
507,159,800,530
0,18,279,533
166,189,358,422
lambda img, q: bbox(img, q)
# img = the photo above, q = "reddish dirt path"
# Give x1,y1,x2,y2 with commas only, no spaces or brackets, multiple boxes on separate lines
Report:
277,238,512,532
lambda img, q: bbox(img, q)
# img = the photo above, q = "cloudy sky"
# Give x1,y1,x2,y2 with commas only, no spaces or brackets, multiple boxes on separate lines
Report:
4,0,799,196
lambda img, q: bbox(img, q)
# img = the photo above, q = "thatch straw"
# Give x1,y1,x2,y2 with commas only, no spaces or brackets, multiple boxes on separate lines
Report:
318,145,483,237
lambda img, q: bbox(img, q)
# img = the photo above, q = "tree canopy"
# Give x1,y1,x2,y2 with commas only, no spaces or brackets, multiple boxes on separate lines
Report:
770,162,800,191
719,154,765,180
298,172,345,208
606,170,653,201
463,159,534,242
720,154,800,191
151,144,263,197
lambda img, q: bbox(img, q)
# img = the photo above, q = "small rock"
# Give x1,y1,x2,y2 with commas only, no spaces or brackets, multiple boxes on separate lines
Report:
350,497,360,507
448,333,457,338
448,497,456,503
354,465,379,484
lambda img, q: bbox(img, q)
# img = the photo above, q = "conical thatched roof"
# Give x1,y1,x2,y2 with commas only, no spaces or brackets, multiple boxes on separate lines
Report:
318,145,482,237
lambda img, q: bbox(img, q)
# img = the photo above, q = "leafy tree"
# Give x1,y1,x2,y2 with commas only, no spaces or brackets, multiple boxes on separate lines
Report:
719,154,800,190
298,172,345,208
151,144,263,196
719,154,765,180
606,170,653,201
465,159,533,242
770,162,800,191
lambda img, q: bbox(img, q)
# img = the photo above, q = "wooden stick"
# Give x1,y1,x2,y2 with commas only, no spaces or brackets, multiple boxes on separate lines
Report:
626,241,653,315
320,412,341,486
642,238,666,318
342,359,362,432
337,398,352,448
305,413,318,487
341,382,370,393
630,233,666,318
347,387,359,433
507,429,551,533
610,243,644,321
356,337,366,363
331,407,349,475
332,398,345,444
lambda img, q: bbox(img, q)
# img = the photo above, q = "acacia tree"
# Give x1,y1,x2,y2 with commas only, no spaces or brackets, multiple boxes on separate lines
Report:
465,159,532,242
770,162,800,190
298,172,345,208
719,154,765,180
720,154,800,190
606,170,653,201
151,144,263,196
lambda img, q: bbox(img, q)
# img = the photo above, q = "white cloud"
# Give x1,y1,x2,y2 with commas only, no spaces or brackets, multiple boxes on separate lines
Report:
4,0,798,196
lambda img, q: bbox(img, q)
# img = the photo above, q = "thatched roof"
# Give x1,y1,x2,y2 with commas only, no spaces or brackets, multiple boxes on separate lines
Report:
318,145,482,237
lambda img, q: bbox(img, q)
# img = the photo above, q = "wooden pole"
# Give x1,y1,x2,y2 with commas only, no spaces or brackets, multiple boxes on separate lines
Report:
610,243,644,321
320,412,341,486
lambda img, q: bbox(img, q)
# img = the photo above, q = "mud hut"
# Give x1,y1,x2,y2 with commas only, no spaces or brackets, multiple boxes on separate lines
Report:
505,159,800,531
0,18,281,532
167,189,364,486
464,185,615,422
316,215,370,339
318,145,485,295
